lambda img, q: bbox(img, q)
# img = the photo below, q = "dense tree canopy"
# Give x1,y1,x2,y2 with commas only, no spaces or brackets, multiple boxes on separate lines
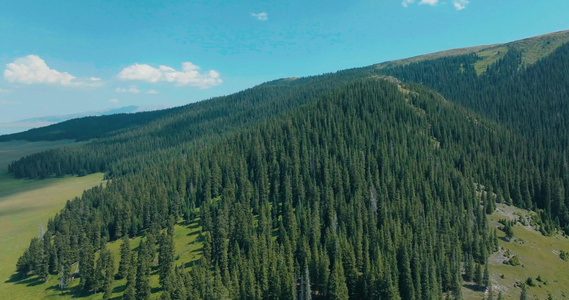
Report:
8,38,569,299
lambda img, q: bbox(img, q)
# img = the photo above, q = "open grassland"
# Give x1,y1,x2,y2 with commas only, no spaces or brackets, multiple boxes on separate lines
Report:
463,203,569,299
0,140,104,298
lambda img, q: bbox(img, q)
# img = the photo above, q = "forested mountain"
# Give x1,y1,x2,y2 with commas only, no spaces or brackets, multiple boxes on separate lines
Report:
8,31,569,299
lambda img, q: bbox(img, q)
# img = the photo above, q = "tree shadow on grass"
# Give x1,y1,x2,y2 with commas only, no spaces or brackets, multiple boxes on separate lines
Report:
112,284,126,294
463,283,486,292
4,272,45,287
188,221,200,230
5,272,25,283
151,286,162,294
24,277,46,287
183,259,201,269
187,230,200,238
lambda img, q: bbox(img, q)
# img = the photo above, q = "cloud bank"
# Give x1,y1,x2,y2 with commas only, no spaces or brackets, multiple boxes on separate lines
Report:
402,0,468,10
118,62,222,89
251,12,268,21
419,0,438,5
4,55,102,87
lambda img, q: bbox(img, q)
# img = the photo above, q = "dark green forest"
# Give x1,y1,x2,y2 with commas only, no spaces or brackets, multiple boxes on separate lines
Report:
7,35,569,299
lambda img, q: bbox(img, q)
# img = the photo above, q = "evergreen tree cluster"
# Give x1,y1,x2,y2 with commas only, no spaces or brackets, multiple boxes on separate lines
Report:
16,80,505,298
381,44,569,235
9,38,569,298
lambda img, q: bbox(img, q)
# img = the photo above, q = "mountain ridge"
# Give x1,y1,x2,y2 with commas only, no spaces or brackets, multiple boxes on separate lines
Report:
3,29,568,143
0,105,169,136
4,29,569,299
375,29,569,72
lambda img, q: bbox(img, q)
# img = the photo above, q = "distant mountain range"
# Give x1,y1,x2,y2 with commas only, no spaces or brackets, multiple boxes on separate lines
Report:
0,105,169,135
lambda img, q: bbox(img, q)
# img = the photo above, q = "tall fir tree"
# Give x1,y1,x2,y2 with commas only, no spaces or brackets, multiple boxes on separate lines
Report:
116,235,131,280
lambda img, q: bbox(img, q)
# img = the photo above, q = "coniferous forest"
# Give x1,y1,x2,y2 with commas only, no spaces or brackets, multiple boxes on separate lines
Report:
6,32,569,299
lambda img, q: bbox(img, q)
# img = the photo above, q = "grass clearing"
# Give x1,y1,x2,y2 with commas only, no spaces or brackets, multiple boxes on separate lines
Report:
463,203,569,299
474,46,508,75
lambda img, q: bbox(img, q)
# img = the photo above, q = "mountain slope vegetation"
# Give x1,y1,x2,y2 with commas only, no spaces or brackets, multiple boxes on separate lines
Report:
4,30,569,299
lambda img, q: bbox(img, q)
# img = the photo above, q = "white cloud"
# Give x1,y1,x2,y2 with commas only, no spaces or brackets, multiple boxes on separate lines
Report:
251,12,268,21
115,85,140,94
118,62,222,89
419,0,438,5
109,98,119,103
4,55,76,85
0,88,10,94
404,0,467,9
3,55,103,87
146,89,159,94
453,0,469,10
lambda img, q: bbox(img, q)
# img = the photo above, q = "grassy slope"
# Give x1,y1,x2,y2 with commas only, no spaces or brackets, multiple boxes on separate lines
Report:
0,141,104,298
375,29,569,75
463,203,569,300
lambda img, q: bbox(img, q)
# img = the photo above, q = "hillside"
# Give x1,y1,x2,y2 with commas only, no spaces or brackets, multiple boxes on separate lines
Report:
375,29,569,73
2,31,569,299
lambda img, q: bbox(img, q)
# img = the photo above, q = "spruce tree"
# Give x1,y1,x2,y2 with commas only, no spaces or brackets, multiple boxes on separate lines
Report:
116,235,131,280
482,263,490,288
102,250,115,299
16,248,32,276
328,259,349,300
159,230,175,287
136,240,151,300
302,265,312,300
79,239,95,292
123,252,137,300
474,263,482,286
35,239,49,282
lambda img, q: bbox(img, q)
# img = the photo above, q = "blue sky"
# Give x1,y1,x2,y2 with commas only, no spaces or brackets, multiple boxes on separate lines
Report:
1,0,568,123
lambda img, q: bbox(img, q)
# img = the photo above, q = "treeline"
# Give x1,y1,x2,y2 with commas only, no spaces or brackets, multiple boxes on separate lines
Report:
18,80,507,298
7,72,369,179
0,109,176,142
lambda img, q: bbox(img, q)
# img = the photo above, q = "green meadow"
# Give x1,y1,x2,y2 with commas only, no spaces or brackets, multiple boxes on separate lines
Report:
0,140,104,298
463,203,569,299
0,140,204,299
